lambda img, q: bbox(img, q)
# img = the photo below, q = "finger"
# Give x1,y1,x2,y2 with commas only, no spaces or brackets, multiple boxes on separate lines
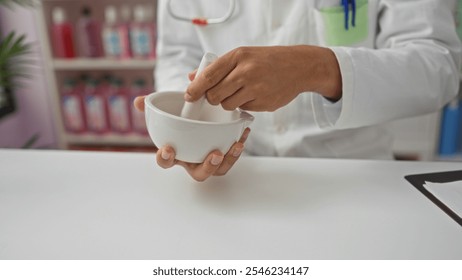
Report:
205,69,244,106
239,99,267,112
188,69,197,81
156,146,177,169
214,142,244,176
186,53,237,102
134,96,146,112
178,151,224,182
214,127,251,176
238,127,251,144
220,88,255,111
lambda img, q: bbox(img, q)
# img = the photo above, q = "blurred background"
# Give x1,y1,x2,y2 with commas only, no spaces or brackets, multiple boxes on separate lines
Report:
0,0,157,153
0,0,461,160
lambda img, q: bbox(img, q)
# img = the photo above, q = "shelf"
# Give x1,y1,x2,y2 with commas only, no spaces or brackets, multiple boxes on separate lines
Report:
435,154,462,162
391,141,436,161
65,133,153,146
53,58,156,70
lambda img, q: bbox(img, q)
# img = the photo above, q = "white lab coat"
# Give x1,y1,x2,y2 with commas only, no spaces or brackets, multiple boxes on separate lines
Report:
155,0,461,159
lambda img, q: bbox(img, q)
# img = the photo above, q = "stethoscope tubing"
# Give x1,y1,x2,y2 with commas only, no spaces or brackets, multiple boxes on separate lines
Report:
167,0,356,30
166,0,236,26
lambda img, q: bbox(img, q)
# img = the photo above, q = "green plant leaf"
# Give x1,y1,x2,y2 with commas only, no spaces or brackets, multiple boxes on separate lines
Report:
21,133,40,149
0,31,33,88
0,33,31,61
0,1,37,89
0,0,37,9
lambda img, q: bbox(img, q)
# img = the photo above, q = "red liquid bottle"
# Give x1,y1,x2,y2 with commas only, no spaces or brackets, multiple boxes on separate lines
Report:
60,78,86,133
130,4,156,59
51,7,76,58
76,6,104,57
107,78,132,134
102,5,131,59
129,78,150,135
83,78,110,134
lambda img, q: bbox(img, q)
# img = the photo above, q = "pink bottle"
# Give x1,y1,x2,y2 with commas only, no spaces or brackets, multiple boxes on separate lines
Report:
76,6,104,58
50,7,76,58
107,78,132,133
83,78,109,134
119,5,133,57
129,78,150,135
60,78,86,133
130,4,156,59
102,5,131,59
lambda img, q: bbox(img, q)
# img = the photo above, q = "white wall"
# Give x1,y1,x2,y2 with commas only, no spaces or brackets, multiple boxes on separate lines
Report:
0,5,58,149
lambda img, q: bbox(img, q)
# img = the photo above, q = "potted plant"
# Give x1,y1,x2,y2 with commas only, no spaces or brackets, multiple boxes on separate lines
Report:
0,0,35,119
0,0,46,148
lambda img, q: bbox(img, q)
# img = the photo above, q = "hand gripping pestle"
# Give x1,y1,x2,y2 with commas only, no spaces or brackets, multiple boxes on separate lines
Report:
180,53,233,122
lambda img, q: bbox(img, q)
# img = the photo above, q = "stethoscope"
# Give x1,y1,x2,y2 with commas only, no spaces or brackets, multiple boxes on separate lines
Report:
167,0,356,30
166,0,236,26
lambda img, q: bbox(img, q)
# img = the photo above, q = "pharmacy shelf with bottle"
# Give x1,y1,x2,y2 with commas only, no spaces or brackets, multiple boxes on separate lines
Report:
37,0,158,149
436,82,462,161
434,3,462,161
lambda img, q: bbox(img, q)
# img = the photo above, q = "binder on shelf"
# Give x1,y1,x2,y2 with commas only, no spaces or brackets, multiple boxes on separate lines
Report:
459,98,462,153
438,99,461,156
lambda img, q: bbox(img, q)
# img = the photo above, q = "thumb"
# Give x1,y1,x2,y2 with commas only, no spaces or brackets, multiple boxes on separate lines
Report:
188,69,198,81
133,96,146,112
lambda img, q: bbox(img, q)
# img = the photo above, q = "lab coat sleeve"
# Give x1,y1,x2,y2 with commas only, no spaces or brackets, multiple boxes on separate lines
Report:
155,0,204,91
312,0,462,129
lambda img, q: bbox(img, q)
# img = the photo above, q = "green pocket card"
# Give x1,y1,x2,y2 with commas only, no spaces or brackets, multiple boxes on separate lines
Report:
320,0,369,46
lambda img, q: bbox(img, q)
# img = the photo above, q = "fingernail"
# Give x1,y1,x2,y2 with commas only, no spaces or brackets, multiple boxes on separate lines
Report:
233,147,243,157
161,150,171,160
210,154,223,166
243,129,250,140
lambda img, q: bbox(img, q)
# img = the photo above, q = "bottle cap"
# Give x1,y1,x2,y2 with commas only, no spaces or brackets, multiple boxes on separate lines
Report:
105,6,118,24
79,74,90,83
52,7,67,24
63,78,77,87
133,4,146,22
81,6,91,17
110,77,123,87
86,78,99,87
133,78,146,87
102,74,114,83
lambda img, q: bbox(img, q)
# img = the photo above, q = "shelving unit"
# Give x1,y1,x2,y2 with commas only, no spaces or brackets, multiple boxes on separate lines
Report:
436,154,462,162
387,112,441,161
53,58,156,70
65,133,152,146
36,0,157,150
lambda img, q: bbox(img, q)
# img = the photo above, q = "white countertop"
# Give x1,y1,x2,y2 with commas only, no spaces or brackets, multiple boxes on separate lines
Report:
0,149,461,259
